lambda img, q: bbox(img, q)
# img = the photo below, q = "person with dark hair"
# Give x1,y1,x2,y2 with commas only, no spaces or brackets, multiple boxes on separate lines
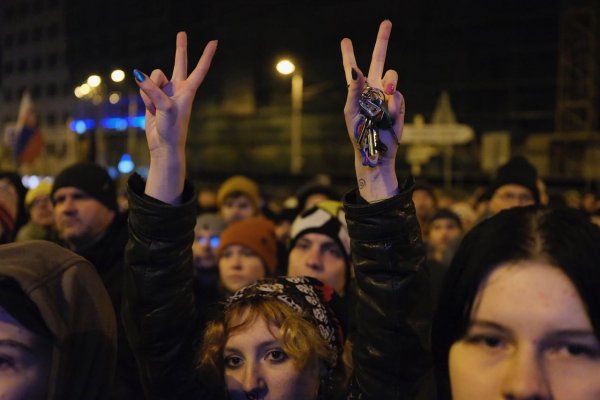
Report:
432,206,600,399
413,181,437,238
487,156,540,215
0,240,116,399
0,171,28,243
123,20,432,399
51,162,143,399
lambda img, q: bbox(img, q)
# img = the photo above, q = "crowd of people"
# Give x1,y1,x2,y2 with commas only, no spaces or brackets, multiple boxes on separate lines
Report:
0,19,599,400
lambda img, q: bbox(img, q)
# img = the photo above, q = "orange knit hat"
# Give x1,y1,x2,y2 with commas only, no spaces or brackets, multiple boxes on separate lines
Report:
216,217,278,275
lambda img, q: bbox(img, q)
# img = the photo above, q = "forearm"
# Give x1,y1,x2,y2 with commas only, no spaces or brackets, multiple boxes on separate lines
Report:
123,173,206,399
145,147,186,205
344,181,432,397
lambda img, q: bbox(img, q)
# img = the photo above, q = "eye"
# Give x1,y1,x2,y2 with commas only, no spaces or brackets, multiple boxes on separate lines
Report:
326,246,343,259
548,343,600,359
265,349,288,363
294,240,311,251
465,334,506,350
224,355,244,369
0,356,16,370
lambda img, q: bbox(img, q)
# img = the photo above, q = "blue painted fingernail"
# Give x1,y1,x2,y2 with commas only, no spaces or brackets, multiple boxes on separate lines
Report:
351,68,358,81
133,69,145,82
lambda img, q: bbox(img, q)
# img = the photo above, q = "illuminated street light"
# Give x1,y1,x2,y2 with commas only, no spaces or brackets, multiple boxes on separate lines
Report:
111,69,125,83
276,59,296,75
276,59,303,175
87,75,102,88
74,86,83,98
79,83,91,96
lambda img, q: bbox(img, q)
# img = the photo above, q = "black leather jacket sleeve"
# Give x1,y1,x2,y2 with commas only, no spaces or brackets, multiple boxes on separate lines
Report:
343,181,433,399
122,173,220,400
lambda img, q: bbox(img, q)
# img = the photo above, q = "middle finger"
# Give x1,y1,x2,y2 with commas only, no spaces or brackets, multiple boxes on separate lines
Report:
367,20,392,86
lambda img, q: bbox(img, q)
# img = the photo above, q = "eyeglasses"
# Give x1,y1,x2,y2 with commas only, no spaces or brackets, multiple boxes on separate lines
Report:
494,192,534,204
197,235,220,248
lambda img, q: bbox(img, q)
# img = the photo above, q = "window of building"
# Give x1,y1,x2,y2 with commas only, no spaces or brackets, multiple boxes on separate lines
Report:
5,6,16,21
32,56,43,71
48,24,59,38
46,113,57,126
32,27,42,42
32,0,44,12
17,58,28,72
3,89,12,102
32,84,42,99
47,53,58,68
18,2,30,17
4,34,15,48
4,62,13,75
46,83,57,97
18,30,29,45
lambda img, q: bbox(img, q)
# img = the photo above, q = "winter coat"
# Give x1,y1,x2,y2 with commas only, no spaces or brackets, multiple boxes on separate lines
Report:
60,211,145,399
0,240,117,399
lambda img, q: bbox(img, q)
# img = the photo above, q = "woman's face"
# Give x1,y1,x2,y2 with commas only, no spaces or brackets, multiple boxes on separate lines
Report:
449,261,600,399
219,245,266,293
223,315,320,400
0,306,51,400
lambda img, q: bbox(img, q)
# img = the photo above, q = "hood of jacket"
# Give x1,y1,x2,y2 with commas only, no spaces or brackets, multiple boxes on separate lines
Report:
0,240,116,400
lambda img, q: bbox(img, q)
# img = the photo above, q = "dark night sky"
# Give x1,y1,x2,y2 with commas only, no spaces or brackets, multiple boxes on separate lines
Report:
65,0,563,136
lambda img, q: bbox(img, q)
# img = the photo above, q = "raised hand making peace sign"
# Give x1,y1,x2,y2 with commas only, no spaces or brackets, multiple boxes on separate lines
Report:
134,32,217,204
341,20,405,202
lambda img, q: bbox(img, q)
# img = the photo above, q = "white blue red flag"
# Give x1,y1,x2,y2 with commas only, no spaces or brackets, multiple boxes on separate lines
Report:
13,91,44,165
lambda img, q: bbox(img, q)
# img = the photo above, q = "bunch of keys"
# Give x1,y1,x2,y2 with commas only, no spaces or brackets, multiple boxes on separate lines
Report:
354,86,397,167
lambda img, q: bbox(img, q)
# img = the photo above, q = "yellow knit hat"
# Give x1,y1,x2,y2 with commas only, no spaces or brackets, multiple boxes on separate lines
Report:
216,175,261,210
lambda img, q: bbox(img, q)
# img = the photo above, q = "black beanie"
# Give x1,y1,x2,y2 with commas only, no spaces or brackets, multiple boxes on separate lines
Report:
489,156,540,204
51,163,118,211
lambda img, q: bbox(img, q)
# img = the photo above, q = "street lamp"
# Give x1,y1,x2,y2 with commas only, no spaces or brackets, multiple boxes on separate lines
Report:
276,58,303,175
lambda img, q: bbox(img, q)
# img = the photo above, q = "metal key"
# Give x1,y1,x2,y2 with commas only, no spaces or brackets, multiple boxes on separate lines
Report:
356,86,394,167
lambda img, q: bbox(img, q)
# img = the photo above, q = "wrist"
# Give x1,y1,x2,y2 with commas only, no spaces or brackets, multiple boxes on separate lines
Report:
355,158,399,202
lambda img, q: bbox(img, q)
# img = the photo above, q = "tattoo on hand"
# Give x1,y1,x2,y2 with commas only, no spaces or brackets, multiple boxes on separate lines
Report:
359,178,366,189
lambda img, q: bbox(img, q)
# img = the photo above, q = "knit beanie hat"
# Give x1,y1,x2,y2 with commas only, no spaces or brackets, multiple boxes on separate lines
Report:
489,156,540,204
216,175,261,210
289,200,350,259
431,208,463,230
51,163,118,211
216,217,278,275
25,181,52,209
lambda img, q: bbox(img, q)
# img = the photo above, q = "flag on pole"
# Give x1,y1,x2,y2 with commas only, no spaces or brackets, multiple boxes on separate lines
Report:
14,91,44,165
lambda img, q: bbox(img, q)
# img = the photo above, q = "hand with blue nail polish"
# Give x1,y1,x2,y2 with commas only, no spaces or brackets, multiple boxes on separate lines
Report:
133,32,217,204
340,20,404,202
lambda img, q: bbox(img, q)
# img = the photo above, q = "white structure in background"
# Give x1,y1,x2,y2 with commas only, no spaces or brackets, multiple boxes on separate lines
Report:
402,91,474,187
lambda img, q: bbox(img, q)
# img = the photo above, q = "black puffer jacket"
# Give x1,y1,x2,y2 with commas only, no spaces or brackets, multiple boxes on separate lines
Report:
123,174,433,399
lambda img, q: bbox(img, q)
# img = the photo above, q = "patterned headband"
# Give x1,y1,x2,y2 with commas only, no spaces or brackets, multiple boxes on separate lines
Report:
226,276,345,369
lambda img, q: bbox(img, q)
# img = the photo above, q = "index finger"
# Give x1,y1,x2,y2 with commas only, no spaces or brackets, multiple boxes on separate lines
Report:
171,32,188,81
187,40,218,91
367,20,392,84
341,38,357,85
